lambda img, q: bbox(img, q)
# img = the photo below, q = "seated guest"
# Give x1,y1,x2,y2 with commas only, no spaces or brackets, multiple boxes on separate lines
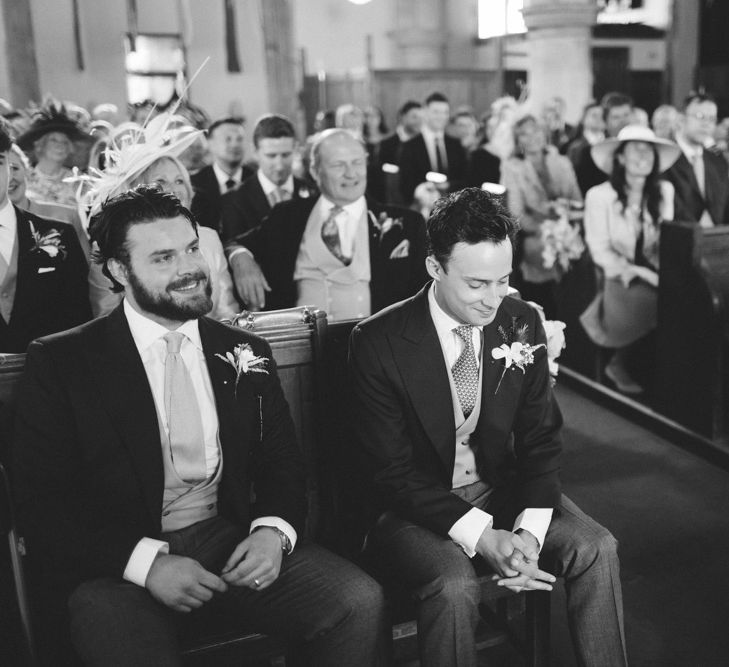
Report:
7,144,91,259
220,114,313,296
0,126,90,352
190,117,254,231
17,97,92,207
398,92,468,205
349,187,627,667
449,108,481,154
581,126,679,394
12,185,387,667
651,104,679,141
233,129,428,319
467,113,502,188
663,92,729,228
501,115,582,317
566,102,606,168
335,103,365,141
542,96,577,154
573,92,633,196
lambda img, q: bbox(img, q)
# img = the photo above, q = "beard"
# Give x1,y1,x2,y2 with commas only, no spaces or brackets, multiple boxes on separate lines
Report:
126,267,213,322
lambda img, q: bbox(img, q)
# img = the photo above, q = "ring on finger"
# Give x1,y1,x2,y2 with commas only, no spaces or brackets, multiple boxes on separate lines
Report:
254,578,261,587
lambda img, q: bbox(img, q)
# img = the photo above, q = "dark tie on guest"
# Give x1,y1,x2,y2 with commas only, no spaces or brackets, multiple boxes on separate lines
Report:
320,204,351,266
163,332,206,482
451,325,479,418
225,178,236,192
435,135,447,175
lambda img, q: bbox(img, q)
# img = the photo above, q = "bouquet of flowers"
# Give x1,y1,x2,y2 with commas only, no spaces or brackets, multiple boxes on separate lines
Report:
541,201,585,273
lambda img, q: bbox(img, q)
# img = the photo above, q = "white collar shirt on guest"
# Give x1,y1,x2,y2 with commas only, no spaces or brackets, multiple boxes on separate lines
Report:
257,170,293,200
428,283,483,369
212,162,244,193
318,194,367,258
123,299,220,478
0,201,17,265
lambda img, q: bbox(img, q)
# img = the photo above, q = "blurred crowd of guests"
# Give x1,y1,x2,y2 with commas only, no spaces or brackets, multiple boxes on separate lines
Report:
1,85,728,396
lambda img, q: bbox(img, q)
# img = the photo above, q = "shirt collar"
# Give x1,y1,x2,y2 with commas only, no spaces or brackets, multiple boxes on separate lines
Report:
421,125,443,143
318,194,366,220
212,162,243,191
427,282,479,340
676,134,703,160
0,200,17,233
123,299,203,356
257,169,293,196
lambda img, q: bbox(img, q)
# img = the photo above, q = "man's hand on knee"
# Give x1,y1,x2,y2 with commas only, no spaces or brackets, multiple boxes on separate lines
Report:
146,554,228,613
229,250,270,310
221,529,283,590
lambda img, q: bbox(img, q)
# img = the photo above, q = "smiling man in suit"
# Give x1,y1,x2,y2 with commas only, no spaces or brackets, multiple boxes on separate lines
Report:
13,185,386,666
0,126,90,352
349,188,627,667
232,128,428,319
664,92,729,227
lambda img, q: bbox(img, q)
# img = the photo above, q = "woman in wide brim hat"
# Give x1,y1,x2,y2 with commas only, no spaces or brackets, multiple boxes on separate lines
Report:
580,124,681,395
16,97,92,206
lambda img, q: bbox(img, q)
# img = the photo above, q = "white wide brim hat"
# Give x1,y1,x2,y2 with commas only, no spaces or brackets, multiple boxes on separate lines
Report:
591,125,682,174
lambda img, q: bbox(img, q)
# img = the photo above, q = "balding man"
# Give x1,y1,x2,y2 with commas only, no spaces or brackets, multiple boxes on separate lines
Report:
233,129,428,320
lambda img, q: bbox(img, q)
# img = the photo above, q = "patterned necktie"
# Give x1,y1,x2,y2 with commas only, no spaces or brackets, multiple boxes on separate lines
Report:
320,205,351,266
452,325,479,418
163,332,206,483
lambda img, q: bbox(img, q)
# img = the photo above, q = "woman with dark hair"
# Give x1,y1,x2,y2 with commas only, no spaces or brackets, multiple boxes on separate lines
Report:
581,125,680,394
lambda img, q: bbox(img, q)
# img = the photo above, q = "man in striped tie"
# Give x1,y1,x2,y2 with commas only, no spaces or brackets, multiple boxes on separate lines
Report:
349,187,627,667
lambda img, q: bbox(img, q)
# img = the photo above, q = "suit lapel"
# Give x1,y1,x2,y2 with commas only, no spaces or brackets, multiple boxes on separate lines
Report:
248,176,272,220
389,287,456,470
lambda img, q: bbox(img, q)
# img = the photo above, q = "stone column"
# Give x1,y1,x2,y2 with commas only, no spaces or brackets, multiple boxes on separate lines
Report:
521,0,598,123
0,0,40,107
260,0,298,120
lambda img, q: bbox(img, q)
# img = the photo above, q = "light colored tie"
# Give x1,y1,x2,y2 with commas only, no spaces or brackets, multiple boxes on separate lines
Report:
320,204,351,266
0,240,8,285
268,187,290,208
163,332,206,483
452,326,479,418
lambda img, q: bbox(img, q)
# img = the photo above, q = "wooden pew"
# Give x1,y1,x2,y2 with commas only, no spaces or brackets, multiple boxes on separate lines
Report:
655,222,729,443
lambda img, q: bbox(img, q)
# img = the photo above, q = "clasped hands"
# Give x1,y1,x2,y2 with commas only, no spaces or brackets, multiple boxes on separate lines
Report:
477,527,555,593
145,528,283,612
229,250,270,311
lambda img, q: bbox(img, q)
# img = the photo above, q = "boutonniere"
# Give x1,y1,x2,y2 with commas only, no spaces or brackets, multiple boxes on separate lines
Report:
491,320,545,394
369,210,404,242
298,186,311,199
215,343,269,396
29,222,67,259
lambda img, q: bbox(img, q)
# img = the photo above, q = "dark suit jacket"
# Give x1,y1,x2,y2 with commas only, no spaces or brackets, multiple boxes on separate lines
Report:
368,133,406,205
398,133,468,204
242,196,429,313
191,164,255,233
12,306,305,596
348,287,563,537
663,151,729,226
219,173,313,248
467,147,501,188
0,207,90,352
573,141,607,197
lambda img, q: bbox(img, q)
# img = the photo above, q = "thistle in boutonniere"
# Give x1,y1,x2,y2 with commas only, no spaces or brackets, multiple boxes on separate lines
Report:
491,319,545,394
369,210,404,242
29,222,67,259
215,343,269,396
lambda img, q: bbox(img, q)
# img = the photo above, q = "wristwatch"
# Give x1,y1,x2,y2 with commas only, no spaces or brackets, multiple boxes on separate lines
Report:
253,525,293,555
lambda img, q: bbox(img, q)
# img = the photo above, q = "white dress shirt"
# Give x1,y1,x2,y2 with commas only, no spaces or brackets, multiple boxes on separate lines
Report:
213,162,244,192
428,285,552,556
421,125,447,174
257,170,293,202
0,200,17,264
318,194,366,259
122,300,296,587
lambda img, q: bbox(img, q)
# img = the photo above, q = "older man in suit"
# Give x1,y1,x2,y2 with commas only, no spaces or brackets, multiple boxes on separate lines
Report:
220,114,313,300
12,186,386,666
0,127,90,352
397,92,468,205
664,92,729,227
190,117,254,232
232,129,428,320
349,188,627,667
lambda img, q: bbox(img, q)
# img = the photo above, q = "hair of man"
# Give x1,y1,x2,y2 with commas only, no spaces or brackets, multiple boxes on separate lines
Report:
252,114,296,148
206,116,245,139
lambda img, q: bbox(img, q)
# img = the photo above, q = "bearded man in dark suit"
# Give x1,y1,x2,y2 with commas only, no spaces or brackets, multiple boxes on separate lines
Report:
231,129,428,319
12,186,386,666
0,127,90,352
349,188,627,667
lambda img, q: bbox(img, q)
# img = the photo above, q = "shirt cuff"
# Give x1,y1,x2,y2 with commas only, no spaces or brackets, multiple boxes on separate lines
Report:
513,508,553,553
123,537,169,587
250,517,298,553
227,246,254,262
448,507,493,558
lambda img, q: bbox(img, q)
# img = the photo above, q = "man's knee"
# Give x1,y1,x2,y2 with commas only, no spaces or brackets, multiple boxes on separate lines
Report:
416,558,480,609
569,526,619,578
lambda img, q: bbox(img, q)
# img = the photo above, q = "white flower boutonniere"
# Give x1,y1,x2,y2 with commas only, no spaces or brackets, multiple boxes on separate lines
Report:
298,186,311,199
491,322,545,394
29,222,67,259
369,211,404,242
215,343,269,395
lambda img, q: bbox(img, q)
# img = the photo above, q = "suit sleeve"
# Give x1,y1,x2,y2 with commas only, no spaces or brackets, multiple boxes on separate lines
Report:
348,326,474,537
59,224,92,329
13,341,143,580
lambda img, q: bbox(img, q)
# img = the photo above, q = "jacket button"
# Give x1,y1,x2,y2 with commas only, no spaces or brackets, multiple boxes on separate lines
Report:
162,510,170,516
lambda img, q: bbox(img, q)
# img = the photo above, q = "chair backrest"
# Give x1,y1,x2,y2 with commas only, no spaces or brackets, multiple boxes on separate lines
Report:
229,306,328,539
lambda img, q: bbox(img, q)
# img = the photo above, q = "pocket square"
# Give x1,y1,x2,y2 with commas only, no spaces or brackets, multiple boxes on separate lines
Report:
37,267,55,274
389,239,410,259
